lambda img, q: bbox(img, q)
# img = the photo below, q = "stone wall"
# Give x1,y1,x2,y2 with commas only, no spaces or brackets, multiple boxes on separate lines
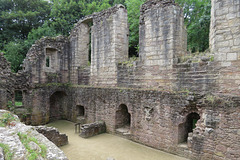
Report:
22,86,74,125
65,87,240,159
90,5,128,86
5,83,239,159
0,54,13,108
22,36,70,85
172,60,219,94
35,126,68,147
69,18,92,84
138,0,187,88
210,0,240,94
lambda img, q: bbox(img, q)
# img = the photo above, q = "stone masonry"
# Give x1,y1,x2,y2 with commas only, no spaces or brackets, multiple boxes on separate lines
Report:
35,126,68,147
139,0,187,88
0,0,240,159
80,121,106,138
210,0,240,94
90,4,128,86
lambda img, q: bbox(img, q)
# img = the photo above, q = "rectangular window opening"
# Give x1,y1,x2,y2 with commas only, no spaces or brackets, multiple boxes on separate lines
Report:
46,56,50,67
15,90,23,106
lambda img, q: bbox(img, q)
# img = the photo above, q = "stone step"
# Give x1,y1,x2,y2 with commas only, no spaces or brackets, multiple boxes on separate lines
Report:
115,127,131,139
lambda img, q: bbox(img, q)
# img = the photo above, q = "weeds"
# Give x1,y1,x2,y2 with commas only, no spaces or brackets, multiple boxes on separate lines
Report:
119,56,138,67
0,143,13,160
0,112,17,127
7,101,15,111
18,132,47,160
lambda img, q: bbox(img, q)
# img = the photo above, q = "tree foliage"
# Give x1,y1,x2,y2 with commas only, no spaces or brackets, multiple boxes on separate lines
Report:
49,0,111,35
175,0,211,52
0,0,51,49
3,41,26,72
125,0,145,57
49,0,85,35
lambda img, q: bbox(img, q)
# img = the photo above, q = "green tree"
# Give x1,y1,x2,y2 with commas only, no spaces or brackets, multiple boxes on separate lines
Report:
3,41,26,72
82,0,111,15
175,0,211,52
27,22,58,44
49,0,111,35
125,0,145,57
0,0,52,50
49,0,86,35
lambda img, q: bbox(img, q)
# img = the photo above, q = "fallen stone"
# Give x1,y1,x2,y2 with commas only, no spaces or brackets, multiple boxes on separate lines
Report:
35,126,68,147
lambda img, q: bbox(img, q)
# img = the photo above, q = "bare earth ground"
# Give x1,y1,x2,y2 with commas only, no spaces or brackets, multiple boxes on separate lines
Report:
48,120,188,160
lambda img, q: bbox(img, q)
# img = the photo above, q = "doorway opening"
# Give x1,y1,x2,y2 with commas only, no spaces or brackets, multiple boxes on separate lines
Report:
178,112,200,144
49,91,67,122
115,104,131,135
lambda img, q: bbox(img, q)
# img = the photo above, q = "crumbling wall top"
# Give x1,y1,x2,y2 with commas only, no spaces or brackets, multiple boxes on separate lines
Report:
23,36,68,66
141,0,177,14
92,4,126,23
0,53,11,73
71,4,126,33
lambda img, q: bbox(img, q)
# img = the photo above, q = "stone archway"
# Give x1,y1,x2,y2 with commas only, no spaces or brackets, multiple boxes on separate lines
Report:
49,91,67,122
178,112,200,144
115,104,131,130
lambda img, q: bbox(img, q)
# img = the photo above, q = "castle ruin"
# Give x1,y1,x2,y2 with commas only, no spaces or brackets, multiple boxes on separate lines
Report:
0,0,240,159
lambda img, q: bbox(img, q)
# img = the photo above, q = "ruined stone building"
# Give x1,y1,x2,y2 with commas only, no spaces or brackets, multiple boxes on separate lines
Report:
0,0,240,159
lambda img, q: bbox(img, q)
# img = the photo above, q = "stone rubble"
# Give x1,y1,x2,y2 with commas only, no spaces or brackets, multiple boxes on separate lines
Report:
35,126,68,147
0,110,68,160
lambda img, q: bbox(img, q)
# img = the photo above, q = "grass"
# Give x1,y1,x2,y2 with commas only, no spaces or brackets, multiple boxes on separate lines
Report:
119,56,138,67
15,101,23,106
0,112,17,127
0,143,13,160
18,132,47,160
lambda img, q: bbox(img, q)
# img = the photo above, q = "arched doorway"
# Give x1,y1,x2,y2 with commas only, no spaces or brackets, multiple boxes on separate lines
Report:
49,91,67,122
178,112,200,144
115,104,131,131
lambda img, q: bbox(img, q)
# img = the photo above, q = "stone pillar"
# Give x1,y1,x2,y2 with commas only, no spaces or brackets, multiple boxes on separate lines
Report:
210,0,240,65
138,0,187,88
69,21,91,84
210,0,240,94
90,5,128,86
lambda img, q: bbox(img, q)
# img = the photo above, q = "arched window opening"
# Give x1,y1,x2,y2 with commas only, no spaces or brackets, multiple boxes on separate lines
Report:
115,104,131,132
178,112,200,144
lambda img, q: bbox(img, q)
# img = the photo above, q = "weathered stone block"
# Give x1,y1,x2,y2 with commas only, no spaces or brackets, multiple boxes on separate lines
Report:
80,121,106,138
227,53,237,61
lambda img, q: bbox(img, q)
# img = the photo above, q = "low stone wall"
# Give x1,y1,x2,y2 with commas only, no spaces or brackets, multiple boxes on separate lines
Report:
80,121,106,138
35,126,68,147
